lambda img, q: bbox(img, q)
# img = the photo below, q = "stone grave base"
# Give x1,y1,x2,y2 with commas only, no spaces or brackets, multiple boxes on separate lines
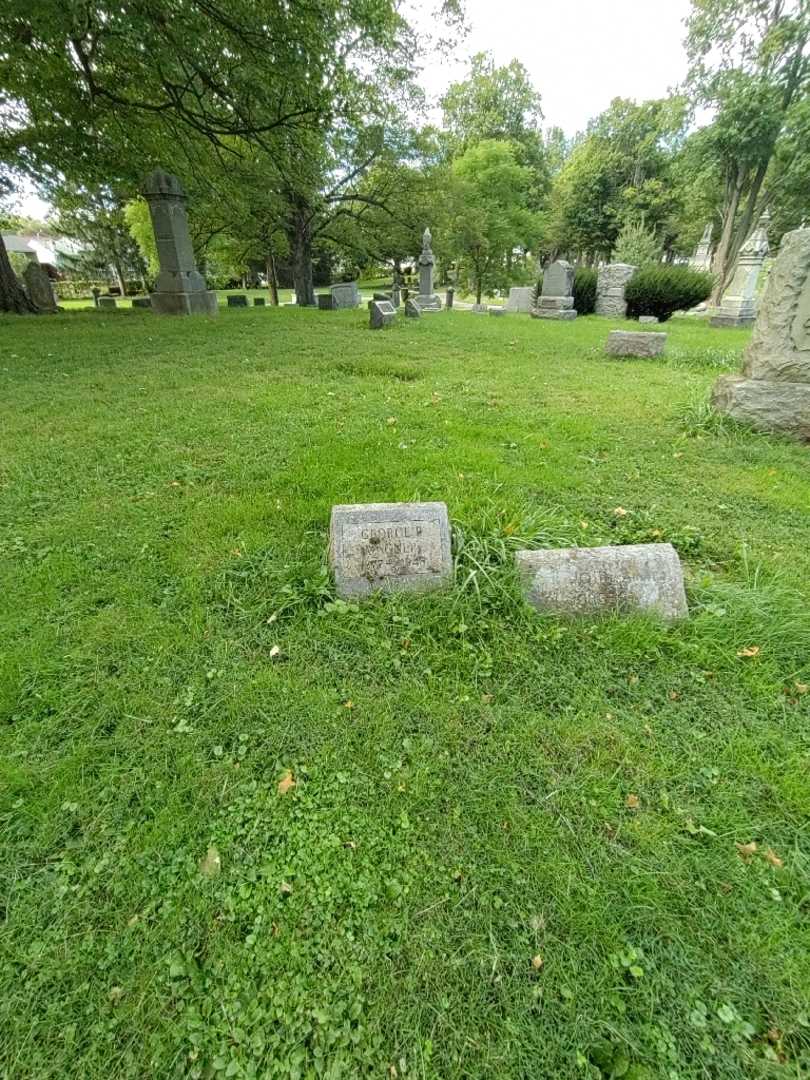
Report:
152,290,218,316
532,308,577,321
711,375,810,440
710,313,755,329
416,294,442,311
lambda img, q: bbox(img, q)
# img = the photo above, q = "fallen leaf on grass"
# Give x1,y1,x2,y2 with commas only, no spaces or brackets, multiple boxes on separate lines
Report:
735,841,757,861
386,416,397,426
277,770,296,795
531,954,544,971
737,645,761,658
199,846,222,878
279,881,293,895
343,700,354,710
108,986,124,1004
269,644,281,660
625,794,640,811
794,681,808,694
613,507,628,517
764,848,783,868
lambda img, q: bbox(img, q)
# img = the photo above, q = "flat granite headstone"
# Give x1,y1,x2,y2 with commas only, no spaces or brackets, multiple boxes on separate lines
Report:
227,295,248,307
446,287,455,310
330,502,453,599
471,303,488,314
132,297,152,309
712,226,810,439
606,330,667,358
638,315,659,324
98,296,117,311
370,299,396,329
532,260,576,320
405,299,421,318
253,297,266,306
318,293,337,310
505,286,534,313
516,543,688,622
331,282,360,309
23,262,58,312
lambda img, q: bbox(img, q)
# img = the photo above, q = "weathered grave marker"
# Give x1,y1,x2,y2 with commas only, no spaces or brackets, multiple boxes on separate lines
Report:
370,299,396,329
712,226,810,438
318,293,337,310
711,212,770,328
416,228,442,311
98,296,117,311
142,168,218,316
227,295,248,307
405,298,421,318
23,262,58,312
606,330,667,358
132,297,152,309
516,543,688,621
595,264,636,318
532,260,576,320
330,502,453,598
331,282,360,309
505,286,534,313
253,297,266,306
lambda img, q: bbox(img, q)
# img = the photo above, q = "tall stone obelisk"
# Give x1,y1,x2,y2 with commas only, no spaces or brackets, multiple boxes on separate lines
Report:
416,227,442,311
143,169,218,316
710,212,770,329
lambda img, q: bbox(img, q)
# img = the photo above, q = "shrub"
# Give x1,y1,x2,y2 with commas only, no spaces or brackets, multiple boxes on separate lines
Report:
625,266,714,322
573,268,597,315
613,217,662,266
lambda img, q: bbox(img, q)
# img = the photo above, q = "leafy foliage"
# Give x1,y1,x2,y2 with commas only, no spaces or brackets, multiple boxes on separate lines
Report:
625,266,714,322
573,267,598,314
612,218,663,266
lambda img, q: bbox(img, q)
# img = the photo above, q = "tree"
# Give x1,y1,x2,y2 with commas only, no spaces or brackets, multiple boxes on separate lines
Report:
446,140,540,304
0,0,454,311
0,178,38,313
52,184,145,294
685,0,810,300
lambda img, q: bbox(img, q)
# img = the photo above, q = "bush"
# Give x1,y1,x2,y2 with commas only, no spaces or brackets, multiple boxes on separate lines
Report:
573,268,597,315
625,266,714,322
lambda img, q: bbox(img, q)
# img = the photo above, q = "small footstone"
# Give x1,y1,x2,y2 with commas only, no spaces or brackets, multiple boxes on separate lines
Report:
369,299,396,329
318,293,337,310
227,295,248,307
638,315,659,324
98,296,117,310
253,297,266,306
330,502,453,599
515,543,688,622
405,299,421,318
489,307,507,316
606,331,667,358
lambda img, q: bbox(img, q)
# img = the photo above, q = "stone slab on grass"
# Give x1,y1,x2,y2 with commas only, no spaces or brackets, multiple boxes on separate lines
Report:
606,330,667,358
369,300,396,329
711,375,810,440
330,502,452,599
516,543,688,622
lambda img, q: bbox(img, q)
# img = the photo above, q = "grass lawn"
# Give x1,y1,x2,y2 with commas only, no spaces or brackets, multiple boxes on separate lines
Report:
1,305,809,1079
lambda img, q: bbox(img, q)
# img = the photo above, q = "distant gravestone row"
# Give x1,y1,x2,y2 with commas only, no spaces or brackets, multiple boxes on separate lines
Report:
329,501,688,621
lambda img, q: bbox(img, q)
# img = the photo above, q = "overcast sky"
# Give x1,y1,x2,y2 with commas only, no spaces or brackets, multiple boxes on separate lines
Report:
420,0,694,135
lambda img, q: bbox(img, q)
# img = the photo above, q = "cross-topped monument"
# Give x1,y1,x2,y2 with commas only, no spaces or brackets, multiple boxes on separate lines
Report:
416,227,442,311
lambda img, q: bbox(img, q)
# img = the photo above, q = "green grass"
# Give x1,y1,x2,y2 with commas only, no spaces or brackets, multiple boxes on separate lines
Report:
1,306,809,1079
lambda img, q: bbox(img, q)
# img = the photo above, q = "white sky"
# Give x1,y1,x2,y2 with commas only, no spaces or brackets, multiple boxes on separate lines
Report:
12,0,693,220
420,0,694,135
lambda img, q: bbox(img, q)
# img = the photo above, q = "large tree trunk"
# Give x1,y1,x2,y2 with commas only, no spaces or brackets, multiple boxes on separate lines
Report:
266,253,279,305
0,236,39,314
289,207,315,306
710,172,744,305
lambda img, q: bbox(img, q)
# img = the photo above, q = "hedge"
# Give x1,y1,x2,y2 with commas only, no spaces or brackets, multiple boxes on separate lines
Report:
625,266,714,322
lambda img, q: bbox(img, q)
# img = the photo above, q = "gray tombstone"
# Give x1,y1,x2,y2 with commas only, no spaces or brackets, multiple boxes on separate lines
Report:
489,306,507,316
227,295,248,307
91,287,101,308
98,296,117,311
689,222,714,271
505,286,533,313
516,543,688,622
405,298,421,318
471,303,488,314
595,263,636,317
23,262,58,312
330,282,360,309
446,286,455,309
318,293,337,310
132,297,152,309
638,315,659,324
532,260,576,320
370,299,396,329
606,331,667,358
711,212,770,328
330,502,453,599
416,228,442,311
142,169,218,316
253,297,266,306
712,226,810,439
